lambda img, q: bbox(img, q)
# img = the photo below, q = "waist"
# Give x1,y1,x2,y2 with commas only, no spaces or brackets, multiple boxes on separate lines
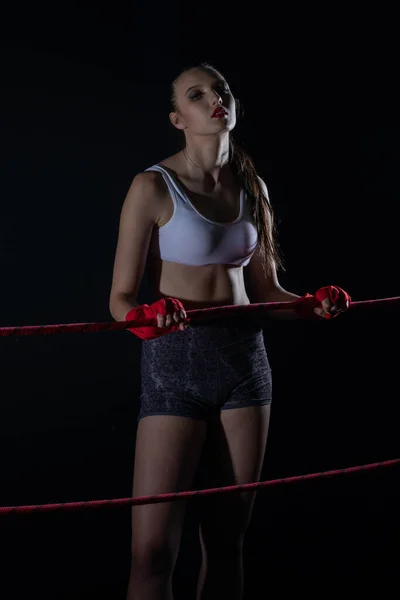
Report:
144,258,249,310
143,321,264,350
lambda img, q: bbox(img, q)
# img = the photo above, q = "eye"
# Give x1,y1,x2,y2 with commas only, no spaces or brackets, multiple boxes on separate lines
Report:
189,91,203,100
217,86,230,95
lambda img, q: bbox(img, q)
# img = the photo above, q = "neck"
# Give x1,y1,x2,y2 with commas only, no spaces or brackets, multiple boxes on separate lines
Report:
182,132,230,183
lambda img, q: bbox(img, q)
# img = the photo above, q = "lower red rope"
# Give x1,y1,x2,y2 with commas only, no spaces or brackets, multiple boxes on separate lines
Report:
1,457,398,516
1,298,398,516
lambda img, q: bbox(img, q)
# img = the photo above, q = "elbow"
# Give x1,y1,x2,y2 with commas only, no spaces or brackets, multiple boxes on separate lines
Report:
109,291,138,322
109,292,123,322
109,297,117,322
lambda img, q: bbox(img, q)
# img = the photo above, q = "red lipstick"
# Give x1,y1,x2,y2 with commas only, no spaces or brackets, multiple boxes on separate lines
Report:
211,106,228,118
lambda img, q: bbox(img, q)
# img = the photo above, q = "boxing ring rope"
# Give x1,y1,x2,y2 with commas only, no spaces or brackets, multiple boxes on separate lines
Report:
1,458,399,516
0,295,399,338
1,295,399,516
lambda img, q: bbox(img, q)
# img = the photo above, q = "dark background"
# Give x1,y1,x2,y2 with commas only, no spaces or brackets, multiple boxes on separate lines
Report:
1,3,399,598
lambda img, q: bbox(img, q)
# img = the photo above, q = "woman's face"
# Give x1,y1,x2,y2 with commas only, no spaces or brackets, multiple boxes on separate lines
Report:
171,68,236,136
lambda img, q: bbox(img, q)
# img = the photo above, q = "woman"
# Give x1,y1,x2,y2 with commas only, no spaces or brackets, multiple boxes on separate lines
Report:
109,62,350,600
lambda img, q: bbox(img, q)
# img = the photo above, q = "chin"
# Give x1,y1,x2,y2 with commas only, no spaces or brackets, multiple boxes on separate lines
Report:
211,117,235,132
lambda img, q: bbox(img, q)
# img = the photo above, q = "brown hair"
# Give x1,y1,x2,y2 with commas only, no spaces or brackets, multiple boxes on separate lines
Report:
171,62,284,276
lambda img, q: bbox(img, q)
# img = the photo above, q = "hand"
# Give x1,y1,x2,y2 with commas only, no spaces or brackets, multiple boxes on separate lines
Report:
312,286,351,320
157,309,190,331
126,297,190,340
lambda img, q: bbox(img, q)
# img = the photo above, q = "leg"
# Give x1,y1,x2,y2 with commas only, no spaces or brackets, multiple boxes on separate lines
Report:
196,404,271,600
127,415,206,600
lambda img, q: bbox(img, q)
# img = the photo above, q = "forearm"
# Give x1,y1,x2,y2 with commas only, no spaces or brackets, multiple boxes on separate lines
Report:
259,286,302,320
109,294,140,322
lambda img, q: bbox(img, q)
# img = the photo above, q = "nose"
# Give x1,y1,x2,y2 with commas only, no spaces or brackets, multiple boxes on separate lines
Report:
211,90,223,105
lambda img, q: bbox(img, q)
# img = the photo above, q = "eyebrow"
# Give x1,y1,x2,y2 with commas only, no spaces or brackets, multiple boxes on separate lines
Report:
185,79,227,95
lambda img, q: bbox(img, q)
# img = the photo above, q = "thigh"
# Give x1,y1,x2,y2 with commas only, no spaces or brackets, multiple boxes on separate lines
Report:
131,415,207,555
138,329,220,421
219,331,272,410
197,405,271,545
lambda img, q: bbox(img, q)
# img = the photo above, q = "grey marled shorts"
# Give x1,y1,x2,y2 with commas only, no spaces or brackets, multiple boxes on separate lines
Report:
138,322,272,422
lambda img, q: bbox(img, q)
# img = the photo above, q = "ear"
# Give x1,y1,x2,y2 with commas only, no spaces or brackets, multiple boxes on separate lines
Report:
169,111,186,131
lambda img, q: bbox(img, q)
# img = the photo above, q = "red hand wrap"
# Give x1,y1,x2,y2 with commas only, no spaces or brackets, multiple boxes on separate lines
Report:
294,286,352,320
125,297,189,340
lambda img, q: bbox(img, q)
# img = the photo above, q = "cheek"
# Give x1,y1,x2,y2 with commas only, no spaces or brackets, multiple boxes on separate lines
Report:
226,98,236,121
227,96,236,111
186,102,209,122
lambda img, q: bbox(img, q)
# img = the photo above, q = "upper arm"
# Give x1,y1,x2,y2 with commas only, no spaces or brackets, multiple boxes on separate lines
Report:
243,177,280,300
244,244,280,302
109,171,163,305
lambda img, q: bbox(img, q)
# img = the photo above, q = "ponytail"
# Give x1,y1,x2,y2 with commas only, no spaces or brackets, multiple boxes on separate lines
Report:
230,139,284,276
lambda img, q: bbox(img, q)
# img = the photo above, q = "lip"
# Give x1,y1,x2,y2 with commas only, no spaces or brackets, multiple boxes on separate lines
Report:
211,107,228,118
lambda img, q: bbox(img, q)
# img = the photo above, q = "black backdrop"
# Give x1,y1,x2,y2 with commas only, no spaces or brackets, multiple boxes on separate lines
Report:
1,4,399,598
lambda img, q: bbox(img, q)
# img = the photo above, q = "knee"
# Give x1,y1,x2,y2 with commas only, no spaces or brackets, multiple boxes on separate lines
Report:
131,540,176,579
199,503,252,552
199,523,246,555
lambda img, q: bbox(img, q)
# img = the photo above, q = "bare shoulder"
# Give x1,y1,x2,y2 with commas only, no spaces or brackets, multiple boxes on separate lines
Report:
128,169,169,199
257,175,271,206
124,169,170,216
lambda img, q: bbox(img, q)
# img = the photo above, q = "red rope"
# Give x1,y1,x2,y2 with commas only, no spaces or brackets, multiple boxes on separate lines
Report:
1,457,398,516
1,299,398,516
0,296,399,338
